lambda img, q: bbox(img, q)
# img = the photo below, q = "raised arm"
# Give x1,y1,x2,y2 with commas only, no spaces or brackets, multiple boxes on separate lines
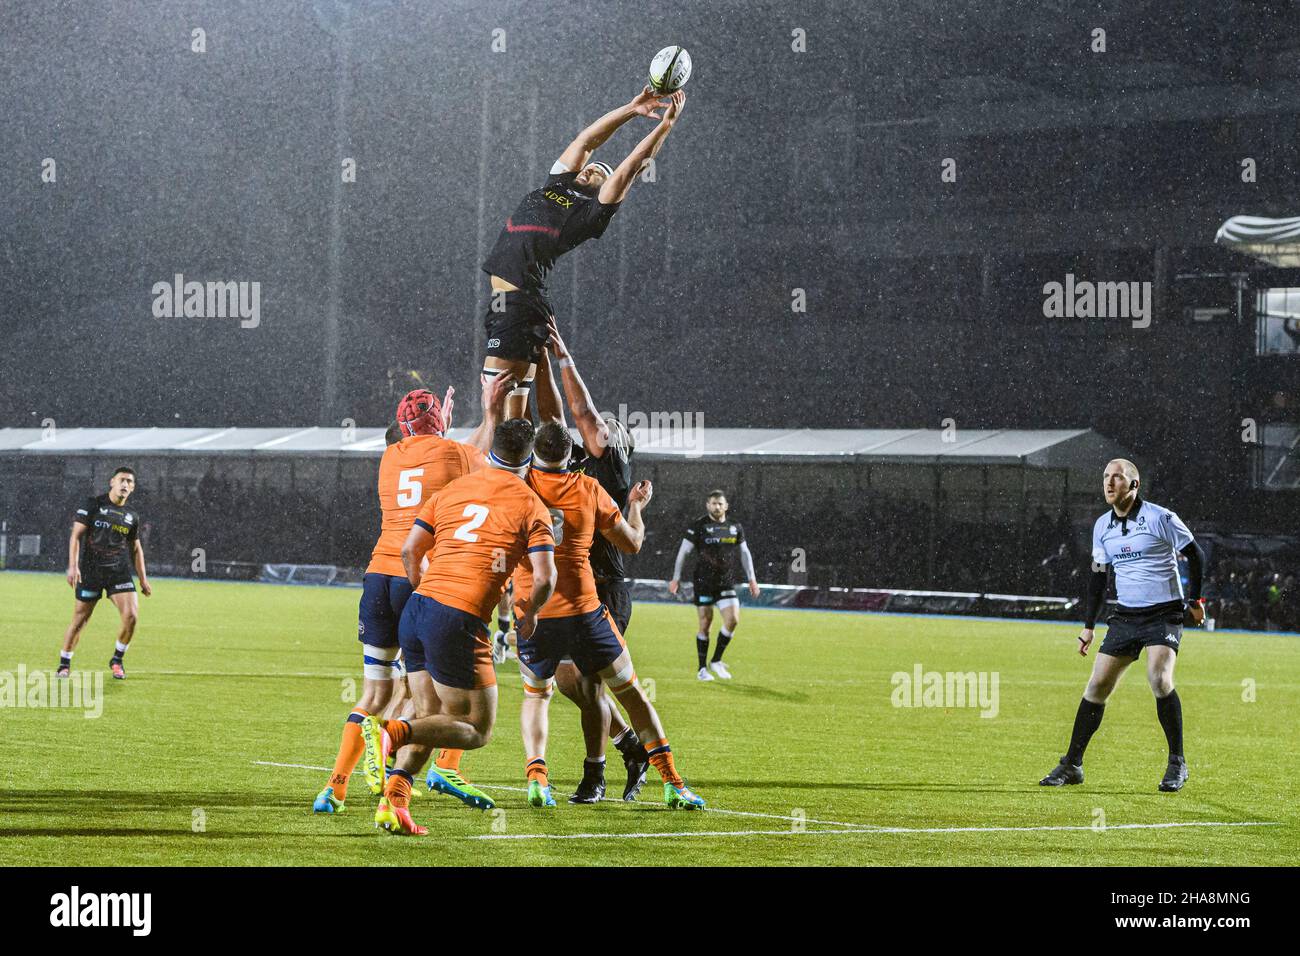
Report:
534,344,565,426
546,317,609,455
599,90,685,205
464,371,514,455
556,87,665,173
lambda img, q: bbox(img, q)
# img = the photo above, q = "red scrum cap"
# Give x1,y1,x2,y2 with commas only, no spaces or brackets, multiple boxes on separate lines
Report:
396,387,451,437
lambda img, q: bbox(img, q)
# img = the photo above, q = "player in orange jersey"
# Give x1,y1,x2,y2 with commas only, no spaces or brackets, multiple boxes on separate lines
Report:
313,374,510,815
535,323,651,801
365,419,557,836
511,421,706,810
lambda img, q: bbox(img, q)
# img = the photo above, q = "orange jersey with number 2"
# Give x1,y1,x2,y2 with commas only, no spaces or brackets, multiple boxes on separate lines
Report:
413,468,555,622
366,435,486,577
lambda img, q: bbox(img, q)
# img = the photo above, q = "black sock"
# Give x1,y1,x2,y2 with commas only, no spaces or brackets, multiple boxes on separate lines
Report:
696,633,709,669
496,616,510,634
584,756,606,774
1155,689,1183,758
58,651,72,669
712,629,733,663
1064,698,1106,765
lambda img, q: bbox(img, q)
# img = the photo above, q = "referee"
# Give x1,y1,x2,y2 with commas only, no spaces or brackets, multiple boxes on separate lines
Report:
1040,459,1203,792
58,467,152,680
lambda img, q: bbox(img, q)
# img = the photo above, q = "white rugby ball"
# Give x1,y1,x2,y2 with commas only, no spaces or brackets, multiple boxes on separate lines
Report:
649,46,692,94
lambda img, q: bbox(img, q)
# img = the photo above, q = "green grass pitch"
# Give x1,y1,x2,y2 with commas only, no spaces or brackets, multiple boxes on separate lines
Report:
1,572,1295,866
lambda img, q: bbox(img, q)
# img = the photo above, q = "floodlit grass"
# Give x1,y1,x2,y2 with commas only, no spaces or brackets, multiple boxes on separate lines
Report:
1,572,1295,866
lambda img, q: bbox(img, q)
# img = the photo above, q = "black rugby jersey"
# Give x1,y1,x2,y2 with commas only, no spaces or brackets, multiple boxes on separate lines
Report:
571,439,633,581
684,516,746,582
482,168,621,296
74,494,141,573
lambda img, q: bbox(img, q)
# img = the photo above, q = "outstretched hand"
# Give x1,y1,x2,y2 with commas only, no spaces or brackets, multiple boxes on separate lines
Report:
441,385,455,431
628,479,653,508
546,316,570,360
630,85,666,119
480,370,514,413
661,89,686,124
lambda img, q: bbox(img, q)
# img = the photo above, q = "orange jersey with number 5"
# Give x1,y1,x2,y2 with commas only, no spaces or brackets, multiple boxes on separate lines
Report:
365,435,486,577
413,467,555,622
511,467,623,619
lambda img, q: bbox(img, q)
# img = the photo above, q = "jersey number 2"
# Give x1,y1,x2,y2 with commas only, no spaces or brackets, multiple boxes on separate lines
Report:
454,504,489,542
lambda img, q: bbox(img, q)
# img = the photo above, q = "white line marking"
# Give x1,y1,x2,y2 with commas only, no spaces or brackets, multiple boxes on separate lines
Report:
470,821,1283,841
146,671,1300,690
253,760,870,828
251,761,1280,837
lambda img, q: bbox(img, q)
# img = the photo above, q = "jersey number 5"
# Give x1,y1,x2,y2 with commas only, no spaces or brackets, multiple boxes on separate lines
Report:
396,468,424,507
454,504,490,542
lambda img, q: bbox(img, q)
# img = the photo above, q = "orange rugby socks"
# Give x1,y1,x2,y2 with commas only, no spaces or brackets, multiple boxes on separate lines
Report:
383,769,413,809
525,757,549,787
383,718,412,750
435,749,464,772
644,738,683,787
327,709,368,800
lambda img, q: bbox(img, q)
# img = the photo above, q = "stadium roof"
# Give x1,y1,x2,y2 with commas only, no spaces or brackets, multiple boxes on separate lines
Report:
1215,215,1300,267
0,426,1128,474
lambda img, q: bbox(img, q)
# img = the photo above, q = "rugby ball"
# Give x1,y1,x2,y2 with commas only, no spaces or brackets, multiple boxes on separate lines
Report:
649,46,692,94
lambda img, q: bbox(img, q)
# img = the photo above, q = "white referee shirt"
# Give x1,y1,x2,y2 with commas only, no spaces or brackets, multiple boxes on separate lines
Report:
1091,498,1194,608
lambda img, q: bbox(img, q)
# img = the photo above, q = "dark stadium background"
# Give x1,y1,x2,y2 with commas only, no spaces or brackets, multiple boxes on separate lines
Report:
2,0,1297,628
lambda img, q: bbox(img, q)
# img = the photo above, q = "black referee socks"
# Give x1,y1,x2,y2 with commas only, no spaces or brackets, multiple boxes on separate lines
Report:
1065,698,1106,766
1155,689,1184,758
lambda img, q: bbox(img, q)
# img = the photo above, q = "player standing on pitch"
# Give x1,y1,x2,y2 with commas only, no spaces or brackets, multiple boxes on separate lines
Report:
57,467,151,680
533,320,652,802
312,375,510,815
669,491,760,681
480,86,686,421
1040,459,1204,792
364,420,557,837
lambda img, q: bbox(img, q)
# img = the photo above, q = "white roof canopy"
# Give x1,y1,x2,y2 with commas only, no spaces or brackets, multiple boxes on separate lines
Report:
0,426,1128,475
1215,215,1300,267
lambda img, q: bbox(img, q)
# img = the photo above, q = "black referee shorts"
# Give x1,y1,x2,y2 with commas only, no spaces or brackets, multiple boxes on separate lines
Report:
596,579,632,636
1099,602,1184,659
484,291,552,365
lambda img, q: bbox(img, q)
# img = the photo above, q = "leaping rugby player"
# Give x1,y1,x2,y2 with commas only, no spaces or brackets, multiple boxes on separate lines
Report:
312,375,509,815
481,87,686,421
